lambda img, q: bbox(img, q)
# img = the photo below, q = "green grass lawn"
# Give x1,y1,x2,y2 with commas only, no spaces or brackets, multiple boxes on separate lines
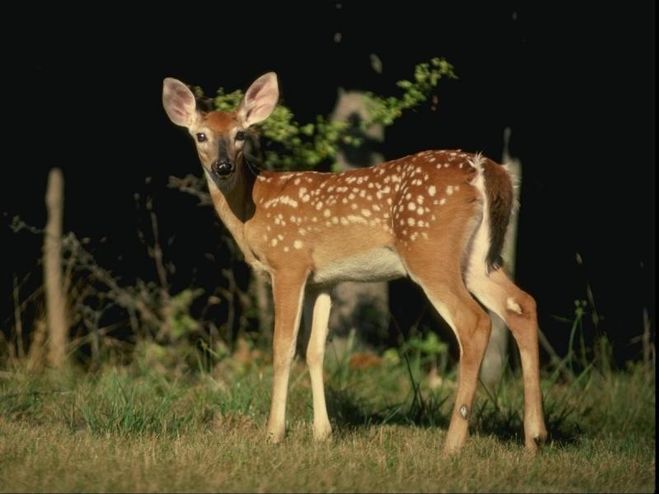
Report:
0,350,654,492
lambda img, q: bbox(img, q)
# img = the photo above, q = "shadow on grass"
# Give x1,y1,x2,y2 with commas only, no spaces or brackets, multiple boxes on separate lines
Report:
325,385,581,447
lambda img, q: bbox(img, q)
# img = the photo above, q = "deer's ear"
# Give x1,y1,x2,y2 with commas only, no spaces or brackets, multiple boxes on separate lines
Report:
238,72,279,127
162,78,198,128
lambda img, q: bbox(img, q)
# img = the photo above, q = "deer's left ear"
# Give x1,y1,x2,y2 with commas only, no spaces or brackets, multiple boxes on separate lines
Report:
238,72,279,127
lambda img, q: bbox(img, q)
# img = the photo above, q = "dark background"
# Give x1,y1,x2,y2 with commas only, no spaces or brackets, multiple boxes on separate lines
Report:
1,2,654,363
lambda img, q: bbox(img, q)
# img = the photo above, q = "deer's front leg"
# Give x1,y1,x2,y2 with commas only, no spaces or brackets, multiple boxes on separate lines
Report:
266,269,309,443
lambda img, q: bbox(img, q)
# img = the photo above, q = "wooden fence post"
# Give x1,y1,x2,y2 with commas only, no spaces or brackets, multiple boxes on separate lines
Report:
44,168,68,368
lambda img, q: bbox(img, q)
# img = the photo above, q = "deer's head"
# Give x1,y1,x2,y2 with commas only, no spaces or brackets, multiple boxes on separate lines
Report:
162,73,279,192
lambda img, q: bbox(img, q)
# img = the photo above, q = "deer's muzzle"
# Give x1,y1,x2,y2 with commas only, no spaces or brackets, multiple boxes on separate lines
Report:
212,159,235,178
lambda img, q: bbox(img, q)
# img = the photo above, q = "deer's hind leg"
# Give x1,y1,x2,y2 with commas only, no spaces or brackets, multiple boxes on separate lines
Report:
401,222,491,453
408,266,492,453
466,267,548,451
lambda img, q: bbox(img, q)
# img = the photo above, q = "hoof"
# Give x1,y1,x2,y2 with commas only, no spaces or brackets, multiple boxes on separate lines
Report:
267,430,285,444
313,425,333,442
525,429,548,453
442,439,464,457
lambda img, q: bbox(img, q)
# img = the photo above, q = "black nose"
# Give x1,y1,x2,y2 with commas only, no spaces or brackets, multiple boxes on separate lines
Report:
212,160,234,177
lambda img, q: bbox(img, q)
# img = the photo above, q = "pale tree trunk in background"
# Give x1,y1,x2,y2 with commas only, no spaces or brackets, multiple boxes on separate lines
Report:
44,168,68,368
300,90,388,354
480,127,521,389
27,319,47,371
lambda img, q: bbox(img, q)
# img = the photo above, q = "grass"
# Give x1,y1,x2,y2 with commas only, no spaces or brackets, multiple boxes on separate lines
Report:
0,349,655,492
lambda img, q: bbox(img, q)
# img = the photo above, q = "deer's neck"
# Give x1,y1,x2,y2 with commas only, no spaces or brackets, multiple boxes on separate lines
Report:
206,164,260,267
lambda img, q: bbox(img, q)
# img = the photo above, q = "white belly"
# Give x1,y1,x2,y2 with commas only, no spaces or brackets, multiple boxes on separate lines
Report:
311,247,407,285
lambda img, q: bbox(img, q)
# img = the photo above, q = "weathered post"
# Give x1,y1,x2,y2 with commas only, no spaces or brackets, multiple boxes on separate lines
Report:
44,168,68,368
480,127,521,388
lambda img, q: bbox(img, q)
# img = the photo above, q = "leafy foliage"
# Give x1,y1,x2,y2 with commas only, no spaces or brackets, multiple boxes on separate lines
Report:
205,58,456,171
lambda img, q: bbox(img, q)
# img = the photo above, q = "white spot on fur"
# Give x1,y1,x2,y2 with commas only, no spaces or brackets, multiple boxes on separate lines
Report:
264,197,280,208
506,297,523,314
280,196,298,207
428,185,436,197
294,240,303,250
347,215,367,225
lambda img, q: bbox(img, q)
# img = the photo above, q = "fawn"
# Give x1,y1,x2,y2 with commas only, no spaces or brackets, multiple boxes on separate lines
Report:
162,72,547,453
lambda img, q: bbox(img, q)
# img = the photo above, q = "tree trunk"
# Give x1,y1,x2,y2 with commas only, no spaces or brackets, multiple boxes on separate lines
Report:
44,168,68,368
480,127,521,389
301,90,388,353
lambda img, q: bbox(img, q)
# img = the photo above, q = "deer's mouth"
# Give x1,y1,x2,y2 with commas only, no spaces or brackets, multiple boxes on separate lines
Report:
205,163,236,192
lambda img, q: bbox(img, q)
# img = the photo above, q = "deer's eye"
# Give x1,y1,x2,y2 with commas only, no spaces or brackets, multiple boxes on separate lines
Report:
196,133,207,143
235,131,246,141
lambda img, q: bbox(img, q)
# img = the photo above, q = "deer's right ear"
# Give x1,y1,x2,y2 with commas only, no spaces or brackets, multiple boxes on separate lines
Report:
162,78,198,128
